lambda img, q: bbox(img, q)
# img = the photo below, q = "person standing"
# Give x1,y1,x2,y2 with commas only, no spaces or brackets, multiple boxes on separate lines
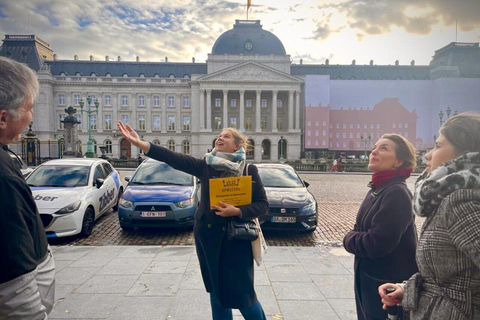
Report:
380,112,480,320
118,122,268,320
0,57,55,318
343,134,418,320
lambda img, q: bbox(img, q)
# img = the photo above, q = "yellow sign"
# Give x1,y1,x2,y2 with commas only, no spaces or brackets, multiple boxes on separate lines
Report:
209,176,252,209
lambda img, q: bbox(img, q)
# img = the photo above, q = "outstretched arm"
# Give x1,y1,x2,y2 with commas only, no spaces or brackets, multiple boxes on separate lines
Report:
117,121,150,152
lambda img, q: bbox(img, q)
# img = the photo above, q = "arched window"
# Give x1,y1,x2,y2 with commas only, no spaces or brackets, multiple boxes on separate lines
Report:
246,139,254,159
350,76,356,80
335,76,342,80
278,138,287,160
90,72,97,77
154,74,160,78
105,73,112,77
169,74,175,78
122,73,129,77
182,140,190,155
168,139,176,151
75,72,82,76
183,74,190,79
261,139,271,160
60,72,67,76
105,140,112,153
152,139,160,145
139,73,145,78
276,99,283,108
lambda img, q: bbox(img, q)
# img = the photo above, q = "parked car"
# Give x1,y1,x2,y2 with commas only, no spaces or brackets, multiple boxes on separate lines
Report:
27,158,123,238
9,151,34,178
118,159,199,230
256,163,317,232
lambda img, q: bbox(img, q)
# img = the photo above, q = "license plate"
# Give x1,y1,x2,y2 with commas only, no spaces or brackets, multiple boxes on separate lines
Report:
140,211,167,218
272,216,296,223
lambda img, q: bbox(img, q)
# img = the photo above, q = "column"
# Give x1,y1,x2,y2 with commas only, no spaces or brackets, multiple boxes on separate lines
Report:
255,90,261,132
199,90,205,130
295,90,300,131
239,90,245,131
176,93,181,133
223,90,228,129
97,94,103,132
146,94,152,133
161,93,167,133
288,90,294,132
271,90,278,132
206,89,212,131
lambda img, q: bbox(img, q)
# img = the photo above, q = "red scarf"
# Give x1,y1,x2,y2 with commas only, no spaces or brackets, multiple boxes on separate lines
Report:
371,168,412,189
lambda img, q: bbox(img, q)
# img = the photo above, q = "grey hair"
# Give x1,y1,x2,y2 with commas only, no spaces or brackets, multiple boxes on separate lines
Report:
0,57,39,120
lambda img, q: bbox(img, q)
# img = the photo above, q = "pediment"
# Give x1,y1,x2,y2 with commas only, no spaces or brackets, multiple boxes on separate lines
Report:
197,61,303,83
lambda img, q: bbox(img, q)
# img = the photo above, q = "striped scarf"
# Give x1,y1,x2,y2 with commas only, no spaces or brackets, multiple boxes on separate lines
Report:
205,147,246,177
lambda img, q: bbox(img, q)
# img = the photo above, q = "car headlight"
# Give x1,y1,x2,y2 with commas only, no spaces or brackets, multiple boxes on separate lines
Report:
119,198,133,208
55,200,81,215
175,198,194,208
300,199,316,215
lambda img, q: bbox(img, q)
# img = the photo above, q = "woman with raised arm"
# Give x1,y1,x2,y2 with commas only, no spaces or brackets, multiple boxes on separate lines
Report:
343,134,418,320
379,112,480,320
118,122,268,320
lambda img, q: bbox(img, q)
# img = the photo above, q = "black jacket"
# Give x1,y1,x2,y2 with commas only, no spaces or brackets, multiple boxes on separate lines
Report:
343,177,418,320
146,144,269,308
0,147,48,284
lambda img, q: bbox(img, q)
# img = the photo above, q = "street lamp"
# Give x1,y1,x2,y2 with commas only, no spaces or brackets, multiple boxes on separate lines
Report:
79,96,99,158
439,106,456,126
279,136,285,163
360,134,371,160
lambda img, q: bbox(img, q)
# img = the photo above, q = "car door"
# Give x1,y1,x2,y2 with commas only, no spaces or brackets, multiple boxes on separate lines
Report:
101,162,118,210
92,163,109,217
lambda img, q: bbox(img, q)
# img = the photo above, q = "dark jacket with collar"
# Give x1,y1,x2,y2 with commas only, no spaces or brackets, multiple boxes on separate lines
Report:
343,176,418,320
146,144,269,309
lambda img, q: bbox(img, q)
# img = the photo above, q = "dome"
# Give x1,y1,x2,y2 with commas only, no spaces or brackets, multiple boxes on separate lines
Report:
212,20,286,56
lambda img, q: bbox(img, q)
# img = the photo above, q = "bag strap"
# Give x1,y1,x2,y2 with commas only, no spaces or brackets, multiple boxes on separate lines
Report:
245,163,250,176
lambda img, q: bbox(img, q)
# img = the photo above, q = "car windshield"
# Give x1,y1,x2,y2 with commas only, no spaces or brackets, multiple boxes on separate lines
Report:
131,161,193,186
26,165,90,187
257,167,304,188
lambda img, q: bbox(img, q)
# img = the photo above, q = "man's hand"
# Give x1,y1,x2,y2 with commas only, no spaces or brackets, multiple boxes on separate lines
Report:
212,201,242,217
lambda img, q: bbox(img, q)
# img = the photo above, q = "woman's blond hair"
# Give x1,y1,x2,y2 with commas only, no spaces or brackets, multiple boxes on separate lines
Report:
221,127,250,150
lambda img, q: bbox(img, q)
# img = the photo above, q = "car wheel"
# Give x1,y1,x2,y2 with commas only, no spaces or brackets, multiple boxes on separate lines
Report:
113,188,123,211
81,207,95,237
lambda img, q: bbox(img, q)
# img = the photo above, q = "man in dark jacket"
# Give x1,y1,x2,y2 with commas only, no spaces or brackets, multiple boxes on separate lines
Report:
0,56,55,318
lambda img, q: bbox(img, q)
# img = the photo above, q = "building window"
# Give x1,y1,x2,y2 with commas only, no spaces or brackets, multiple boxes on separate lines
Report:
315,130,319,136
246,98,252,108
152,139,160,145
364,124,367,129
73,94,80,105
104,95,111,106
399,123,403,128
168,115,176,131
357,133,361,138
277,117,283,130
153,116,161,131
370,124,374,129
214,117,222,130
121,115,129,125
182,140,190,155
405,132,409,138
153,96,160,107
121,95,128,106
183,116,190,131
90,114,97,130
357,124,360,129
357,142,360,148
349,132,353,138
322,140,326,146
323,130,326,136
230,99,237,107
168,140,176,151
323,121,326,126
138,115,146,130
246,139,255,159
336,124,339,129
343,142,347,148
315,140,319,146
230,116,237,128
58,94,65,105
336,142,340,148
404,123,408,128
277,99,283,108
105,140,112,153
261,117,267,130
343,132,347,138
316,121,319,126
138,96,145,106
104,115,112,130
245,117,252,130
307,130,311,137
261,98,267,108
307,121,311,126
393,123,396,128
183,96,190,107
307,140,311,146
168,96,175,106
215,98,221,107
336,132,339,138
261,139,271,160
75,114,82,129
59,114,65,129
343,124,346,129
350,124,353,129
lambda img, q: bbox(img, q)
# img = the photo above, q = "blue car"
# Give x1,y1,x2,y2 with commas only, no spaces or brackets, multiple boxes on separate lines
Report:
118,159,199,230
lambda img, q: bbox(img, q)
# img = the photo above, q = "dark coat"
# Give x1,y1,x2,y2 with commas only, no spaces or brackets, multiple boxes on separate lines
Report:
343,177,418,320
146,144,269,309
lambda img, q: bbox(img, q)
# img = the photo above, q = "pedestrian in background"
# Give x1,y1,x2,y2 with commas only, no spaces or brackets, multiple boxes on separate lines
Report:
380,112,480,320
118,123,269,320
0,57,55,318
343,134,418,320
330,158,338,172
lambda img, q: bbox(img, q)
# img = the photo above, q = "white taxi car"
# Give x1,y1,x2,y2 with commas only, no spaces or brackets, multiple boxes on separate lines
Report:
26,158,123,238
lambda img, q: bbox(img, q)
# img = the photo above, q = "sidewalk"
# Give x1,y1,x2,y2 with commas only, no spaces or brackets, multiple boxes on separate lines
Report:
50,245,356,320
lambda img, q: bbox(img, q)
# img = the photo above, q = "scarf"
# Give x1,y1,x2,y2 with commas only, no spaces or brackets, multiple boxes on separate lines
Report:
413,152,480,217
371,168,412,189
205,147,246,177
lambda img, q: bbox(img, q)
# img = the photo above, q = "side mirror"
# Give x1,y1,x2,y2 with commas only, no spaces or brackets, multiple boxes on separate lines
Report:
125,176,131,182
95,178,104,189
303,180,310,188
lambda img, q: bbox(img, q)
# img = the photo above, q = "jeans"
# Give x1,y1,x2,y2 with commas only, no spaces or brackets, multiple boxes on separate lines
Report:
210,293,267,320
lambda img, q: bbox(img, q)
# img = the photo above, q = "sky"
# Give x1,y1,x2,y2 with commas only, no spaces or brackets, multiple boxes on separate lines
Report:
1,0,480,66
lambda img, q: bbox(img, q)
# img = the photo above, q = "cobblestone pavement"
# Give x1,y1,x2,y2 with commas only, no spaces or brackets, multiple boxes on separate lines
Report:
49,172,424,247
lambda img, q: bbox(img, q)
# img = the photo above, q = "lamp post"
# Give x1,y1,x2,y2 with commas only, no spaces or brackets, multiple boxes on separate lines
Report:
360,134,371,160
79,97,99,158
279,136,285,163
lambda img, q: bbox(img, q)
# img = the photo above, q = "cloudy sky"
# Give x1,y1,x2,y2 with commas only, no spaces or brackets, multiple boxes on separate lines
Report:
1,0,479,66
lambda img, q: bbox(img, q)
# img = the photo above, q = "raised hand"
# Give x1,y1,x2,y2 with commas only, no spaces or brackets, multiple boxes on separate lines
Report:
117,121,149,152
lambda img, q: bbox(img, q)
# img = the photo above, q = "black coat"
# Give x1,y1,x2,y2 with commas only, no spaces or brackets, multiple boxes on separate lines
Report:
343,177,418,320
146,144,269,308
